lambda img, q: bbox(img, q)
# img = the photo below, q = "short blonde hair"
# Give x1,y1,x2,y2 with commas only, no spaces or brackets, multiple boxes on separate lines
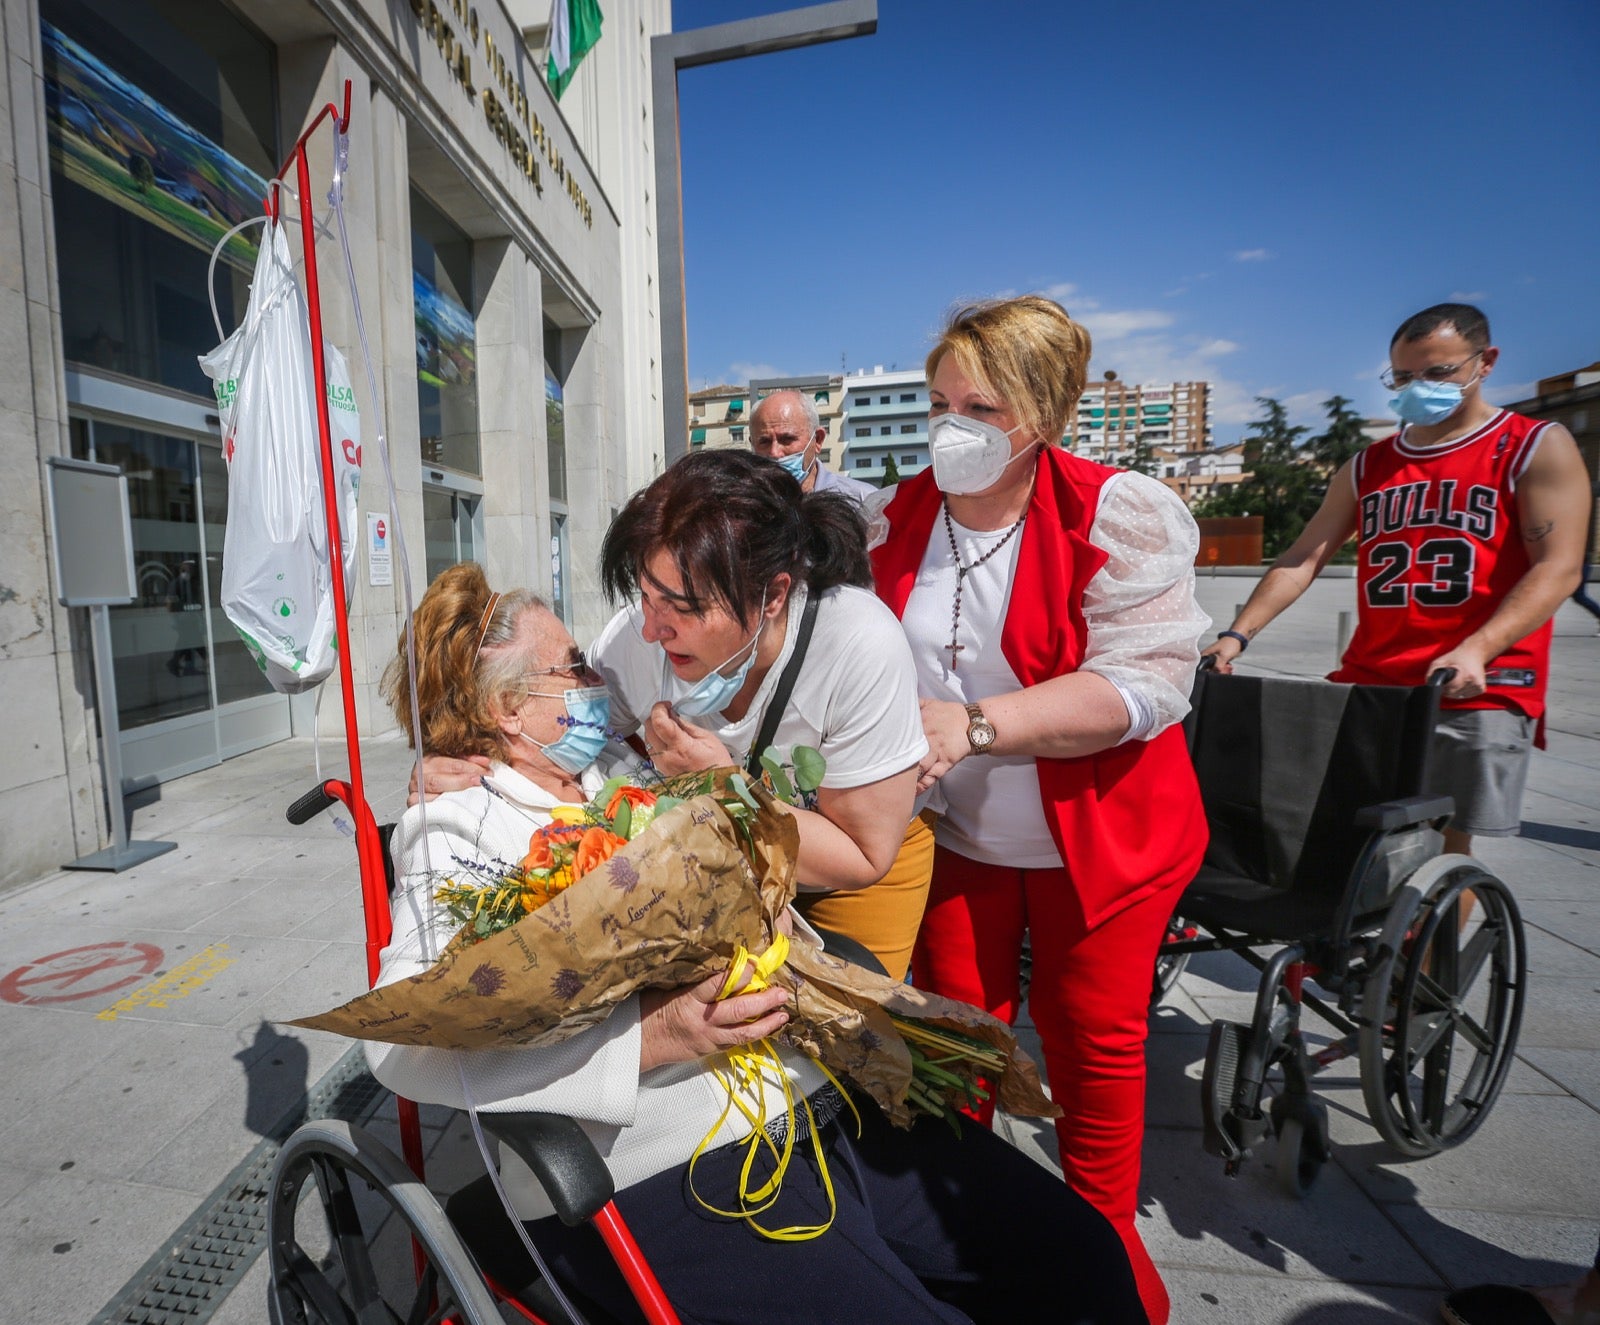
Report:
925,296,1093,445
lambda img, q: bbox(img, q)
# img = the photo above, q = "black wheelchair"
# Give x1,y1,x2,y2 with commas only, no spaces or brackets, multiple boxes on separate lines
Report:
1156,665,1528,1195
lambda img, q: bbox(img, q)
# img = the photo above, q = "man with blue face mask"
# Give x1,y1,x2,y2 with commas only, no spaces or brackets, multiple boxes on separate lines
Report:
1205,302,1591,858
749,390,877,502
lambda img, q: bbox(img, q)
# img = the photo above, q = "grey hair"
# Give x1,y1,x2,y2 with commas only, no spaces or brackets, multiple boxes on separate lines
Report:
475,588,552,718
751,388,820,438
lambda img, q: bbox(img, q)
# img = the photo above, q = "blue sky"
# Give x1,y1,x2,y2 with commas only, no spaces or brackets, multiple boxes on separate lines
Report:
672,0,1600,445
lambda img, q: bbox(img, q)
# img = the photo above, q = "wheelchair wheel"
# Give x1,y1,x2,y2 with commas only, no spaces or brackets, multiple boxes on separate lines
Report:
1358,856,1526,1159
1150,915,1192,1009
267,1119,503,1325
1271,1097,1331,1199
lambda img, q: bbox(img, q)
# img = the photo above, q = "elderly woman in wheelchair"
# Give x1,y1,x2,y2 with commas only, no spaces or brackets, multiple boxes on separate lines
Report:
1159,662,1528,1198
269,561,1149,1325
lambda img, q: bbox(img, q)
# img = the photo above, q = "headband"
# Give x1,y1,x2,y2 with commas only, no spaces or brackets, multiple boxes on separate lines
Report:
472,591,502,663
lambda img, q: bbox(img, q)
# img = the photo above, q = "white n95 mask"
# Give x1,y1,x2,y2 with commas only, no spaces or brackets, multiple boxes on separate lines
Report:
928,413,1035,495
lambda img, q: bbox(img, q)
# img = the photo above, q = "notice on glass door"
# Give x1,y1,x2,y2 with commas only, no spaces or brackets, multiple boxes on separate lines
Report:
367,512,393,587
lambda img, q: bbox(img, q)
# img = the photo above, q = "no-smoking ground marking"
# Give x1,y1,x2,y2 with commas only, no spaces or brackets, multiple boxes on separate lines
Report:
0,942,164,1006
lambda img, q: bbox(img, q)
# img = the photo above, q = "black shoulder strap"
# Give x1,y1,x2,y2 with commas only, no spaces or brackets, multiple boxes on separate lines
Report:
746,592,820,776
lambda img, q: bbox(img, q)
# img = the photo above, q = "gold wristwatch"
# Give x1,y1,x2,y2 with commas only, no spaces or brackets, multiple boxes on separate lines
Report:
964,702,997,754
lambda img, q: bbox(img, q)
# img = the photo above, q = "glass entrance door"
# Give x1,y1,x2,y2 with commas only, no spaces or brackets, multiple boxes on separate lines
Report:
70,408,291,788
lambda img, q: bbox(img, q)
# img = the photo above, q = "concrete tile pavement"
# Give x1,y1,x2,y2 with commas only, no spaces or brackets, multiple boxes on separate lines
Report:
0,583,1593,1322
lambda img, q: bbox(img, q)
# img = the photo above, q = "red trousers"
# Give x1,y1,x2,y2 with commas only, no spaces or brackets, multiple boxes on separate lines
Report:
912,845,1182,1325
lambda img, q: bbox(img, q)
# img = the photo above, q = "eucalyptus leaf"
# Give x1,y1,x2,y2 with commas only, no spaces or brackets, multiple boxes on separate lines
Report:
613,797,632,840
653,796,683,814
791,744,826,793
728,773,760,810
758,751,797,804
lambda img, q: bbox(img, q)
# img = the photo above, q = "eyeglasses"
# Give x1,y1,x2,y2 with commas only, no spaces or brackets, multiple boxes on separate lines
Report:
523,659,603,688
1381,350,1484,391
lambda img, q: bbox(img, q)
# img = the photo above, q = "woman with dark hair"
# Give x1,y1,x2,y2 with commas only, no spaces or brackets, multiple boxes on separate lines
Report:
590,448,925,898
373,548,1149,1325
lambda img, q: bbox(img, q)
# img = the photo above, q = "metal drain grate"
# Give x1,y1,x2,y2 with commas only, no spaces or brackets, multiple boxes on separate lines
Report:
90,1045,389,1325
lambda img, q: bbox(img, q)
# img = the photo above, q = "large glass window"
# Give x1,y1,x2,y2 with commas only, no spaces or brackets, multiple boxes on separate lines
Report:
423,487,480,586
544,321,567,505
412,188,480,475
42,0,277,400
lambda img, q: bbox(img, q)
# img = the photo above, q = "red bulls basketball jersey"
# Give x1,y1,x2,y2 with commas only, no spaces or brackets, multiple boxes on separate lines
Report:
1330,410,1552,723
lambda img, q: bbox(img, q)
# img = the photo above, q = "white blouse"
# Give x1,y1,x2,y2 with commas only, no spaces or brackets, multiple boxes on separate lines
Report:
874,471,1211,866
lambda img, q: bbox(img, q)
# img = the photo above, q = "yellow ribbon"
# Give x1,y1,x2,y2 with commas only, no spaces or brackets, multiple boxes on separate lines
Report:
688,933,860,1241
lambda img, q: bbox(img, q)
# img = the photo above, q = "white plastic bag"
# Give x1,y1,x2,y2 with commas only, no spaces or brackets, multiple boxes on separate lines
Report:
199,222,361,694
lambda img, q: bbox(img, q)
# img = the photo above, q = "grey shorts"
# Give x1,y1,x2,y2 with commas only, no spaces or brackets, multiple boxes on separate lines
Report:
1429,709,1536,837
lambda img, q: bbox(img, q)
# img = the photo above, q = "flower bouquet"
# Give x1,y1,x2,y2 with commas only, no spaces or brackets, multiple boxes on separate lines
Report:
287,764,1057,1130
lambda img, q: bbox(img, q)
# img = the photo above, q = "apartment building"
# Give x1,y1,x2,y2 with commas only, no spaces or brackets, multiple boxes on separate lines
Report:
841,366,929,484
1068,373,1212,463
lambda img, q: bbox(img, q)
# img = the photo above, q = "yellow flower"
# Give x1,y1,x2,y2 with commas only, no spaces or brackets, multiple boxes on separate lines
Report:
549,805,589,825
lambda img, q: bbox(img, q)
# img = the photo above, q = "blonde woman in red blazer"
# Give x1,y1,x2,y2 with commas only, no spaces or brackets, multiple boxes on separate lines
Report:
868,296,1211,1325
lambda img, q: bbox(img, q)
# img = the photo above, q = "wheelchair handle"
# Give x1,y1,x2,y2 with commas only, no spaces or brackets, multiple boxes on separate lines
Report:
286,782,340,825
1197,654,1219,674
1426,668,1457,690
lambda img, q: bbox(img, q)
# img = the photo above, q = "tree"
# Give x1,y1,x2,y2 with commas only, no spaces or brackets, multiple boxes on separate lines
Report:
1112,431,1160,477
879,452,901,488
1308,394,1368,472
1194,396,1319,557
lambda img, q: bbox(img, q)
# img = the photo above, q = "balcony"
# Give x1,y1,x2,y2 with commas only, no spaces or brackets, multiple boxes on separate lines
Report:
842,400,928,422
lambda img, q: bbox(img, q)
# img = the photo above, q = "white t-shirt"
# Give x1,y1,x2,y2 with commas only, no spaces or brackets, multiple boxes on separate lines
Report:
589,582,928,790
895,471,1210,866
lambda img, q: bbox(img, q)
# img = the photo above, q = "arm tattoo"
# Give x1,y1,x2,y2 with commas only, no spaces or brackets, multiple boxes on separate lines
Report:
1523,519,1556,543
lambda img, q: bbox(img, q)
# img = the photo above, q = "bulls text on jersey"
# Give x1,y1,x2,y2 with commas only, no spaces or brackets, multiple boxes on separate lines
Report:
1357,480,1497,543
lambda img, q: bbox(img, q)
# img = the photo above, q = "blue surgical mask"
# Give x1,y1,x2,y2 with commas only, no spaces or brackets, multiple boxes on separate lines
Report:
1389,376,1474,427
521,685,611,773
775,447,815,484
671,596,767,720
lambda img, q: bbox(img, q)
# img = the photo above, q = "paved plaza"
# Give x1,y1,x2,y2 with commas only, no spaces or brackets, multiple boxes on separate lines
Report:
0,573,1594,1324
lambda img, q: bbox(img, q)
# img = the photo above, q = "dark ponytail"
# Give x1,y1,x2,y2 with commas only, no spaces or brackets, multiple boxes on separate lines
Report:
602,450,871,625
797,489,871,593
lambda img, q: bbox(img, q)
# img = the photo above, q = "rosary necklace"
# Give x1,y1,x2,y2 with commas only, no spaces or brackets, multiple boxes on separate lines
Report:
942,502,1026,670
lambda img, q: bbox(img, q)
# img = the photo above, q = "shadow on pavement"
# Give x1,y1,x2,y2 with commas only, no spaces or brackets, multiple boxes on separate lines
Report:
234,1021,311,1140
1519,821,1600,853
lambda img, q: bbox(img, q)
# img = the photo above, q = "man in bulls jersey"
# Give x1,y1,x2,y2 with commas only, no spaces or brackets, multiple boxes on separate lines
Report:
1204,304,1589,855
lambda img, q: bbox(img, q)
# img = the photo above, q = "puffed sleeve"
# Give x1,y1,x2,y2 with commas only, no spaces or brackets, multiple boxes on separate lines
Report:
1080,472,1212,741
861,483,896,551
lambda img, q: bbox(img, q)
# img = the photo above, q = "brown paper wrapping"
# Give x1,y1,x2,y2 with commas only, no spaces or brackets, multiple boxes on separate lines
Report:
286,779,1058,1123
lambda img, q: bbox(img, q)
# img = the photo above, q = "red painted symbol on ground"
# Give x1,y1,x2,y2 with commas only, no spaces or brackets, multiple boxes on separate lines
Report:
0,942,164,1006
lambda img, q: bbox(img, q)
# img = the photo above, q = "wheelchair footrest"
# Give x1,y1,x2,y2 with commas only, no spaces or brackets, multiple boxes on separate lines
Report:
1201,1020,1250,1162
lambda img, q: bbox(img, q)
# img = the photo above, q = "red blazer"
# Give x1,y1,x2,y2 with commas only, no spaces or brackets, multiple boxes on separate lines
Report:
871,448,1207,928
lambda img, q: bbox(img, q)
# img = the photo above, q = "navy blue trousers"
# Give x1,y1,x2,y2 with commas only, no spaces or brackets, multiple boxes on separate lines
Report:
525,1102,1147,1325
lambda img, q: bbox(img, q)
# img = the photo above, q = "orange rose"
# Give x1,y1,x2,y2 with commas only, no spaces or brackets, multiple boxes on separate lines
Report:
605,785,658,819
521,833,555,873
573,826,628,878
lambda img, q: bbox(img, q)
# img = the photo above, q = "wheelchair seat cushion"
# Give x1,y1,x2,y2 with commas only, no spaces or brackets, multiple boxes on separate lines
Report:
1179,865,1343,942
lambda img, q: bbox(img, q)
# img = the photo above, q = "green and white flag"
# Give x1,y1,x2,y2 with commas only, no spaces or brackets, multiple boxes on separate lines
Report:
546,0,603,101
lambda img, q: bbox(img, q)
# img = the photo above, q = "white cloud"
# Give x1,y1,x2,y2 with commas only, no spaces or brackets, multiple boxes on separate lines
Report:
728,361,784,384
1232,248,1274,262
1041,281,1078,301
1450,290,1488,302
1195,338,1240,358
1078,308,1175,340
1280,390,1330,430
1486,379,1537,406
